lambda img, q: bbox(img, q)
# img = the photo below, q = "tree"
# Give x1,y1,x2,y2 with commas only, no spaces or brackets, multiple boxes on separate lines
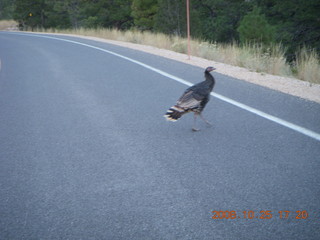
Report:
193,0,252,42
47,0,82,29
237,7,275,44
272,0,320,59
13,0,47,30
0,0,15,19
131,0,158,30
44,0,72,29
154,0,184,35
253,0,320,59
77,0,133,29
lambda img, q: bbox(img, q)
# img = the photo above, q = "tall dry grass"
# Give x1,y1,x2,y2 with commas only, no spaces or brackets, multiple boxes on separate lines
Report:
295,48,320,84
193,41,291,76
35,27,320,84
0,20,18,30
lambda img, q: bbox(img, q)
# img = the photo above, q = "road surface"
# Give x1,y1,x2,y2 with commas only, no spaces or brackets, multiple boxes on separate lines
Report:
0,32,320,239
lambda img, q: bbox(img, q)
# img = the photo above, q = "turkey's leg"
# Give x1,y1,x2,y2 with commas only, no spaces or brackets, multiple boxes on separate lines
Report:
192,113,200,131
200,113,212,126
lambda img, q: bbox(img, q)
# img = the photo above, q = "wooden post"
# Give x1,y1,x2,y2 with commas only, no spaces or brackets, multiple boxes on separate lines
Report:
186,0,191,60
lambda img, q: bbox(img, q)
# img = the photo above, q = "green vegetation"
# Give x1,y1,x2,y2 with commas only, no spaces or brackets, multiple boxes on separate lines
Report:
0,0,14,19
131,0,158,30
1,0,319,84
237,7,275,45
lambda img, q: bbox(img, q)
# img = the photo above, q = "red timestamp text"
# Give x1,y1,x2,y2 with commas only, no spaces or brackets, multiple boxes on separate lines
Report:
211,210,309,220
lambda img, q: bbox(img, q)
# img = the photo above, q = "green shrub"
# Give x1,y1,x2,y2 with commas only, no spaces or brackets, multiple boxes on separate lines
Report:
237,7,276,45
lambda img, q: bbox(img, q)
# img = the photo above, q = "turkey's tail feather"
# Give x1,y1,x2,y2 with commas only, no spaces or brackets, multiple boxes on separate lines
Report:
164,105,187,121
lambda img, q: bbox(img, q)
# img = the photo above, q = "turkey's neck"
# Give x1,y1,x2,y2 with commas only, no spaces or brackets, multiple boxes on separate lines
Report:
205,71,215,84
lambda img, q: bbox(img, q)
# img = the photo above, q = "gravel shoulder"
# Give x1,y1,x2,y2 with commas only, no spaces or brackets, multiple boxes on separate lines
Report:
36,32,320,103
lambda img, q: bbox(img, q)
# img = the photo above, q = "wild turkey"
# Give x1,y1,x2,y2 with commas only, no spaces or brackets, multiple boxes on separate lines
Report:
164,66,216,131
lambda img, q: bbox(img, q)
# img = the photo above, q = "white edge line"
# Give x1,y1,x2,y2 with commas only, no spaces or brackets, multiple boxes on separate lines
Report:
10,32,320,142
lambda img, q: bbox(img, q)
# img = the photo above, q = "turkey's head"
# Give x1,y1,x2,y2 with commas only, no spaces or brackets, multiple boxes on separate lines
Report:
206,66,216,72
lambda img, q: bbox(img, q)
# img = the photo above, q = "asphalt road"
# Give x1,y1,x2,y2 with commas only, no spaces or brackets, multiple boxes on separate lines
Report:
0,32,319,240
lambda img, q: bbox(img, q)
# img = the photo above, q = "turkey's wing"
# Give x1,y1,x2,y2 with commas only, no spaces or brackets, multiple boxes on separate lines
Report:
176,90,202,110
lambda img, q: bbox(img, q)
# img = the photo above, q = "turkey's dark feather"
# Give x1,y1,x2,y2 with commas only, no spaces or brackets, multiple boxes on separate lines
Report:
176,72,215,113
164,68,215,122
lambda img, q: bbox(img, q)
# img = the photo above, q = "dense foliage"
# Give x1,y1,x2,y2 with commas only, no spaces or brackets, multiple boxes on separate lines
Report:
1,0,319,59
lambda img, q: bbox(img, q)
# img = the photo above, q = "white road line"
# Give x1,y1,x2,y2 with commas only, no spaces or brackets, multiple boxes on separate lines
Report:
9,32,320,141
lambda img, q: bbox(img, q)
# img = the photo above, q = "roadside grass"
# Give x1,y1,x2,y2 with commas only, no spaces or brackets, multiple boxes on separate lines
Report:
0,20,18,30
295,48,320,84
35,27,320,84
